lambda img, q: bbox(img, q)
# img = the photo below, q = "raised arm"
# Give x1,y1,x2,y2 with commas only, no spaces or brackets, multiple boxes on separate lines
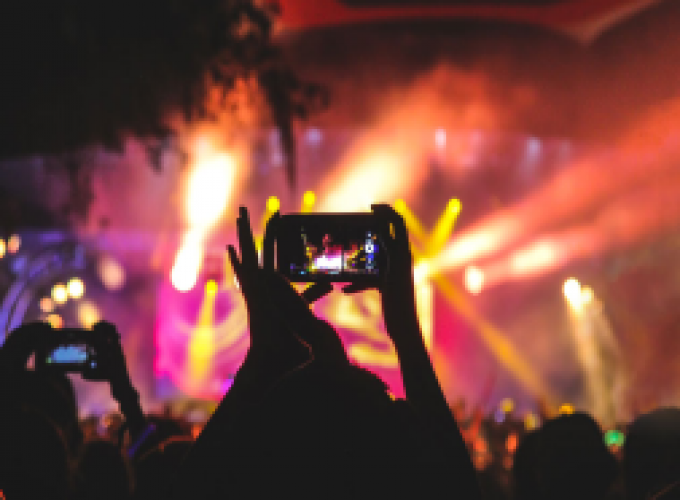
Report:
373,204,481,499
172,207,312,498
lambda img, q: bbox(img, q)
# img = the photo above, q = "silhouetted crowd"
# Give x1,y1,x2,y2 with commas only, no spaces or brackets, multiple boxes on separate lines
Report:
1,207,679,499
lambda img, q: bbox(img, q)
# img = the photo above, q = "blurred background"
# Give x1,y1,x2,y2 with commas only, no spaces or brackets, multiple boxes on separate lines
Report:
1,0,679,430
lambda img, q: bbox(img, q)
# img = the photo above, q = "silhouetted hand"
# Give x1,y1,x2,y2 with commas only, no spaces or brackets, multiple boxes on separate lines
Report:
339,204,418,336
174,208,342,498
0,321,52,370
260,212,349,367
227,207,311,379
89,321,146,438
347,203,482,498
372,203,420,340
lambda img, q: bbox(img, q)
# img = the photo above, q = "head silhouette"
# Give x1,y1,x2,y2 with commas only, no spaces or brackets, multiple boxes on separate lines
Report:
624,407,680,500
76,439,132,500
0,408,71,500
513,430,541,500
535,412,617,500
134,436,193,500
0,370,82,454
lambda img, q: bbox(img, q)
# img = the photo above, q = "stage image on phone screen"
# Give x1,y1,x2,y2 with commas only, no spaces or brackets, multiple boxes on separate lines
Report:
278,215,380,280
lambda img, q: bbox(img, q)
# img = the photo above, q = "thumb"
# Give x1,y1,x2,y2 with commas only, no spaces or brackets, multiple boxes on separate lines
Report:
341,283,373,294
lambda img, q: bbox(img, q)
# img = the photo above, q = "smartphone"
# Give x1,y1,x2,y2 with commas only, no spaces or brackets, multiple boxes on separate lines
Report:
275,213,383,282
36,328,98,373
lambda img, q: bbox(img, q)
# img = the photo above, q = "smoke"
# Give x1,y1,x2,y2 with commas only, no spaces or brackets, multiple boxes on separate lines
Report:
318,63,533,211
432,93,680,288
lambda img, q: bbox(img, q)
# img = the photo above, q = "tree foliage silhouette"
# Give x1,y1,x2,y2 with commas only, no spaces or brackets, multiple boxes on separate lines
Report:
0,0,325,213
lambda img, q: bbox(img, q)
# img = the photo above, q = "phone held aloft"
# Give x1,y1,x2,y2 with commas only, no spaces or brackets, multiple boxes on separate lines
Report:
274,213,384,283
34,328,98,375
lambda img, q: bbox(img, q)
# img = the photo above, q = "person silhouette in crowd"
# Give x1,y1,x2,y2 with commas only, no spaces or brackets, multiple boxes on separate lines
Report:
512,430,541,500
532,412,617,500
0,407,71,500
172,205,481,497
134,436,194,500
0,320,156,498
74,439,132,500
624,408,680,500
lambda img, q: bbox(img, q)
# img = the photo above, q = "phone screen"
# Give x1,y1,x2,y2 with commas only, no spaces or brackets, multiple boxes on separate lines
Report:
46,344,96,369
277,214,381,282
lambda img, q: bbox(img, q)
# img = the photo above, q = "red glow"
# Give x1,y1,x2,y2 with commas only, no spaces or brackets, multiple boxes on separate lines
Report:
276,0,646,33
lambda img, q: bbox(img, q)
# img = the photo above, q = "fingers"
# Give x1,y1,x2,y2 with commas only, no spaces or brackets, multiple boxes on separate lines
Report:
263,271,316,324
2,321,51,349
301,282,333,304
262,211,280,270
227,244,243,281
236,207,258,272
372,203,408,246
91,322,120,357
262,272,348,364
93,320,118,340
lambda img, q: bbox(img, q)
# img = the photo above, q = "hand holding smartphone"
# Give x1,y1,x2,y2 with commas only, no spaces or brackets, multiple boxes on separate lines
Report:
35,328,99,376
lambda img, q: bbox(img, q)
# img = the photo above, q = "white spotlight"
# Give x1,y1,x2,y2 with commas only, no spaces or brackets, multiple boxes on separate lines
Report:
465,266,485,295
186,154,235,230
563,278,582,309
435,128,447,149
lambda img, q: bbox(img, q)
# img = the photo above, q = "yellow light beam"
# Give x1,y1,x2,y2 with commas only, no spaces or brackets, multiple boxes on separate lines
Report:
348,342,399,369
393,200,548,403
428,198,462,254
394,199,429,245
189,280,218,385
434,275,555,403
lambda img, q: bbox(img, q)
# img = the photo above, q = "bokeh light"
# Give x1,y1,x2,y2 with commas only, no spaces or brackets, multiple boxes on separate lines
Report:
67,278,85,299
506,432,519,454
266,195,280,213
559,403,575,415
7,234,20,254
78,301,101,329
524,412,539,431
500,397,514,414
604,429,625,447
0,239,5,259
52,283,68,305
98,256,126,291
464,266,485,295
39,297,54,314
563,278,582,309
46,313,64,330
302,191,316,212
